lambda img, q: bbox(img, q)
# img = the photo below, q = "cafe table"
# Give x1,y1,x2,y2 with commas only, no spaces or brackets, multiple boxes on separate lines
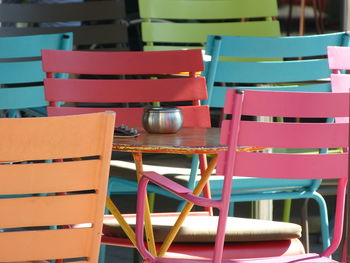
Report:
105,127,263,257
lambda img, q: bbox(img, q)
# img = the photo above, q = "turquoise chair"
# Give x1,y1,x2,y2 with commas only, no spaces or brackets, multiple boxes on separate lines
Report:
178,32,350,251
0,33,73,117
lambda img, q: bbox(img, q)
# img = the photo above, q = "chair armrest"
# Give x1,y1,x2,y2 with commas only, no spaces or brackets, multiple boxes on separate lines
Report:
142,171,192,195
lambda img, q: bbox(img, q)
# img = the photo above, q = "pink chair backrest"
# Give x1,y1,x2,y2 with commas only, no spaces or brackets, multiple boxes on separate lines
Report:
328,46,350,123
217,89,349,257
41,49,210,128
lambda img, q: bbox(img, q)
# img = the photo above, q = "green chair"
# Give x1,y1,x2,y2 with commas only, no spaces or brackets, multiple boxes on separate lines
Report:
138,0,281,51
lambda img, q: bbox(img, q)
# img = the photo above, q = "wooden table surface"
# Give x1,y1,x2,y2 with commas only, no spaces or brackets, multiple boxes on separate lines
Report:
113,127,227,154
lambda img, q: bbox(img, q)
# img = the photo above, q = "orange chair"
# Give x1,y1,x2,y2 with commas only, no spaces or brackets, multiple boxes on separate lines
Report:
0,112,115,262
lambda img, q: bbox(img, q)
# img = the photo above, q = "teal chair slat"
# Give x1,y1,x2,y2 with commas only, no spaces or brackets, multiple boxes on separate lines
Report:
214,59,330,83
0,87,48,110
198,32,350,251
0,33,73,117
0,33,72,59
208,83,331,108
139,0,278,19
205,32,349,58
0,61,45,84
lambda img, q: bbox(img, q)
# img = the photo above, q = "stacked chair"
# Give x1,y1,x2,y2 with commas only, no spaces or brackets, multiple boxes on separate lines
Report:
41,48,306,261
0,33,73,117
0,0,128,51
135,89,348,262
0,112,115,262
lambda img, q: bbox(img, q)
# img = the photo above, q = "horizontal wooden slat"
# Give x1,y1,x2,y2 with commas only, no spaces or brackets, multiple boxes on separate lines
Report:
223,90,349,117
215,59,330,83
0,24,127,46
0,228,92,262
48,105,211,128
231,151,348,180
328,46,350,70
0,33,72,58
331,74,350,93
45,78,207,103
0,86,48,110
0,60,44,84
0,160,100,194
207,83,331,108
0,194,97,228
220,121,348,148
142,21,280,43
139,0,278,19
0,1,126,21
205,33,346,58
0,113,111,161
41,49,204,74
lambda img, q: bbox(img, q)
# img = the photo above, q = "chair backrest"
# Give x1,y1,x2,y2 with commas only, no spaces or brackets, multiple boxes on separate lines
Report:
0,0,128,51
217,89,348,258
327,45,350,263
203,32,350,107
0,33,73,116
138,0,281,51
41,49,210,128
0,112,115,262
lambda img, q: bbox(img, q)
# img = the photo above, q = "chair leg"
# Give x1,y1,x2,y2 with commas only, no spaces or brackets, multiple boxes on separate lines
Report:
313,194,331,249
99,244,106,263
282,199,292,222
300,199,310,253
299,0,306,35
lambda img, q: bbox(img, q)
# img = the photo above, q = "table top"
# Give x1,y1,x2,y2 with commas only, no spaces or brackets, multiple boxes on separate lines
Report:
113,127,227,154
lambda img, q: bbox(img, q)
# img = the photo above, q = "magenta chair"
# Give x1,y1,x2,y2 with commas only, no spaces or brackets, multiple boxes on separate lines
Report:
135,89,348,262
327,45,350,263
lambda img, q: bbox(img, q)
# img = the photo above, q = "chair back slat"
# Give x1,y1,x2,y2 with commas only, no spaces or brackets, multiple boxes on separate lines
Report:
0,87,48,110
0,194,97,228
232,151,348,180
328,46,350,70
47,106,210,128
0,228,92,262
209,83,331,108
0,0,128,51
205,33,348,58
42,49,204,74
139,0,278,19
220,120,348,148
0,160,100,194
44,78,207,103
214,59,330,83
224,90,348,117
142,21,280,45
0,114,112,161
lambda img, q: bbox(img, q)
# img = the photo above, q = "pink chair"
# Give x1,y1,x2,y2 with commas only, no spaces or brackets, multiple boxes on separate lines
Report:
327,45,350,263
135,89,348,262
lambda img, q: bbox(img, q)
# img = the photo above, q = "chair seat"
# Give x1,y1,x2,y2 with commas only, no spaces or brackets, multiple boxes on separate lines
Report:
103,215,301,243
154,253,336,262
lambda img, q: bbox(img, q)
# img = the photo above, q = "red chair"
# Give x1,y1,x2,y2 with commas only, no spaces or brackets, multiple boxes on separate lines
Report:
135,89,348,262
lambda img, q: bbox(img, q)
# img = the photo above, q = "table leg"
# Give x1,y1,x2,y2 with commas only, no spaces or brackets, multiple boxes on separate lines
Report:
157,155,218,257
132,152,157,256
105,197,137,248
